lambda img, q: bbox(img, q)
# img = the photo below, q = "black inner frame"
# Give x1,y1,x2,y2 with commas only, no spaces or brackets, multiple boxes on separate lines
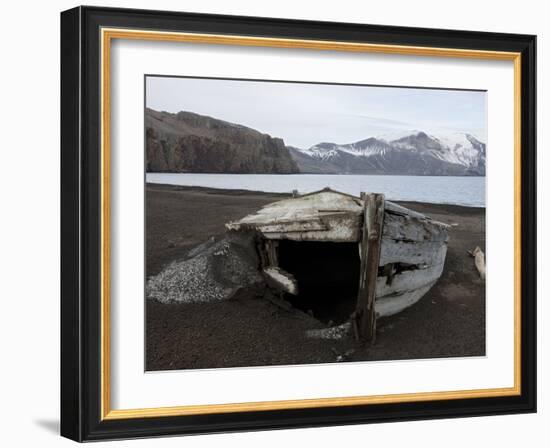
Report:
61,6,536,442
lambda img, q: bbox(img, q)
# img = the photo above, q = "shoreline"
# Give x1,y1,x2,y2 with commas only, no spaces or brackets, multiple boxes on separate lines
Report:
146,171,487,178
146,182,486,210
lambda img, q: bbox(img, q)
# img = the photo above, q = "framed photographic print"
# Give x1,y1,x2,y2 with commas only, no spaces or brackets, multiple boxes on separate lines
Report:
60,6,536,442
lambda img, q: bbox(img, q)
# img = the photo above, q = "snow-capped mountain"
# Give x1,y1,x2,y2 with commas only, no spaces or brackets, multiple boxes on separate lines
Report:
289,131,486,176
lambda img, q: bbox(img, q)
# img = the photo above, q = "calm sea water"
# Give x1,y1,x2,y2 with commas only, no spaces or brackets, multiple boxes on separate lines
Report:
146,173,485,207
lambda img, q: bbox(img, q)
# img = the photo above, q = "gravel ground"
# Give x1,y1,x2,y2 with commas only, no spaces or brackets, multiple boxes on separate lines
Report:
146,184,486,371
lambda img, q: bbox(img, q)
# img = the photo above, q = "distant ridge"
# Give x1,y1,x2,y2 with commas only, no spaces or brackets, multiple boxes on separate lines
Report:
145,108,485,176
290,131,486,176
145,108,299,174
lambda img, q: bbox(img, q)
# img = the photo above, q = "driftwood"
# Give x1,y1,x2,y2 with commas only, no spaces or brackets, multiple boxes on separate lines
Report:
468,246,486,280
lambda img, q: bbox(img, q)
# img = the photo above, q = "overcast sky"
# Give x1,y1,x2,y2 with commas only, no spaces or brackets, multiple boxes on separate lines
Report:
146,76,486,149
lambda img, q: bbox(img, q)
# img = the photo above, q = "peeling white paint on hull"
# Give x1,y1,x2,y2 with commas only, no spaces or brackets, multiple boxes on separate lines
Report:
375,283,437,317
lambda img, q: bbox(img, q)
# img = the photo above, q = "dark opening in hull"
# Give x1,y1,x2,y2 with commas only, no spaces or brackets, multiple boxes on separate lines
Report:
278,240,360,324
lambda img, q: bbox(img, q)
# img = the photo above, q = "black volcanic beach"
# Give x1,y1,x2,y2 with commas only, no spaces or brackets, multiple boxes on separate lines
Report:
145,183,486,371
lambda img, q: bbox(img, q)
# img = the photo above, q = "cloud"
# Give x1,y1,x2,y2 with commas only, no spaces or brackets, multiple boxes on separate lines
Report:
146,76,486,148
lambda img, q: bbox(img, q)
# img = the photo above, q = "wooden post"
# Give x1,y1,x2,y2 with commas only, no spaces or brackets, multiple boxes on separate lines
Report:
257,241,269,269
355,193,385,342
265,240,279,267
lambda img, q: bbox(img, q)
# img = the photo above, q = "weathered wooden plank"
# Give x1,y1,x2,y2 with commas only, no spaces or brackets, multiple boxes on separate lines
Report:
375,283,436,317
255,219,328,233
262,214,362,242
355,192,385,341
254,210,360,233
383,212,449,243
263,267,298,295
227,190,363,229
385,201,428,219
379,240,447,266
386,201,450,228
375,262,445,298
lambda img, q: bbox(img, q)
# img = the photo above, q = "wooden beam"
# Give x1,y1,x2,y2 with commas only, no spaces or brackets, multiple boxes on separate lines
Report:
263,267,299,295
257,241,269,269
355,193,385,342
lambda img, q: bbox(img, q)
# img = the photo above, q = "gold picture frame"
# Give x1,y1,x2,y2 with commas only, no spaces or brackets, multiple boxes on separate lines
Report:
61,6,536,441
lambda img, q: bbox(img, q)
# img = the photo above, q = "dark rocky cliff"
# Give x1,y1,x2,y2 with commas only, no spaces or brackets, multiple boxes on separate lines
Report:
146,108,299,174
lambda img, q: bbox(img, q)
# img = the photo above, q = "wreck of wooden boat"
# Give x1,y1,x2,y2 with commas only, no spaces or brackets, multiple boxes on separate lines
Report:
226,188,449,340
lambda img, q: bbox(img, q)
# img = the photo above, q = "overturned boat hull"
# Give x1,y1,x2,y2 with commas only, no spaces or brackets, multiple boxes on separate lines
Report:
227,188,449,337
